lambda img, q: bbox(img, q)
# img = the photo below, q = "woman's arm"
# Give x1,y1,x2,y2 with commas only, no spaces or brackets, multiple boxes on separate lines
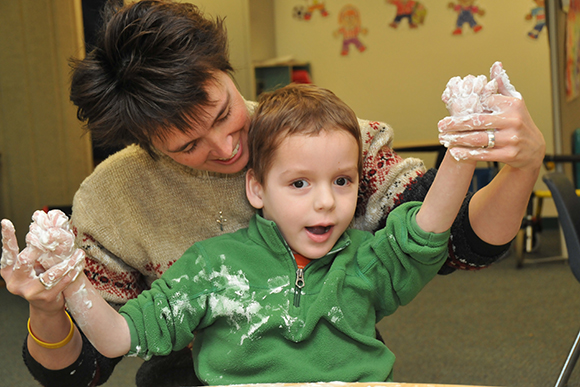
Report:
62,273,132,359
355,62,543,273
439,62,545,246
1,215,129,385
1,218,85,370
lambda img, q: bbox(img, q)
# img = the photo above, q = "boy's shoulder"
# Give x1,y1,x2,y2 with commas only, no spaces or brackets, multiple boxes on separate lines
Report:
192,225,252,251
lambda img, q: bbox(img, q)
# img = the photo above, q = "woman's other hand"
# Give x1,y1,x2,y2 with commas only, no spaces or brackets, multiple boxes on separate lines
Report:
1,215,85,315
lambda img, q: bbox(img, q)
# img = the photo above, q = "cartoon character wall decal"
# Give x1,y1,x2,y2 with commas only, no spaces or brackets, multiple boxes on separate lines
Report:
304,0,329,20
293,5,307,20
448,0,485,35
334,5,368,56
292,0,328,21
525,0,546,39
387,0,427,29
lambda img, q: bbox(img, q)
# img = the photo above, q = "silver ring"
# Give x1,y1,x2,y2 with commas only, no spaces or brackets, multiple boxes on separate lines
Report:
485,130,496,149
38,275,51,289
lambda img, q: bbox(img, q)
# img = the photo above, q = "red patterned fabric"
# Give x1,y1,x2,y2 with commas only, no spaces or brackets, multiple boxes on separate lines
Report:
84,256,143,300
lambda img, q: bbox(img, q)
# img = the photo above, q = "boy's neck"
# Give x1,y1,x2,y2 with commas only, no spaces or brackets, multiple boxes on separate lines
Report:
293,252,312,269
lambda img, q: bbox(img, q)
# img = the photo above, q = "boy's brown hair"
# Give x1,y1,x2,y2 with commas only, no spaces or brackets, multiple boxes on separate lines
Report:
248,84,362,184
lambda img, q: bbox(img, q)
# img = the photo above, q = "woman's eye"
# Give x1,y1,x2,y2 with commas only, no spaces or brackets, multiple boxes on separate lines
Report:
217,109,232,123
183,142,198,154
292,180,308,189
335,177,349,186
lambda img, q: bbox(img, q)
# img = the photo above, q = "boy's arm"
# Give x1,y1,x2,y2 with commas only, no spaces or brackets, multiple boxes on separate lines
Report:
415,151,475,233
62,273,131,359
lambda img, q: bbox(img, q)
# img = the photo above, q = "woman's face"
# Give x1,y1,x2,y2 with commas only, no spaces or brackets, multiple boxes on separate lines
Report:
151,72,251,174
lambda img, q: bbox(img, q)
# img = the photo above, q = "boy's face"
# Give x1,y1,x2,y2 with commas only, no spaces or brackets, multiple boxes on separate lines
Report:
246,130,359,259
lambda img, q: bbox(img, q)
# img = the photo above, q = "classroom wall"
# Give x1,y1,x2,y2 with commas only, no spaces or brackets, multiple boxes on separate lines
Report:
186,0,254,98
0,0,558,244
269,0,554,176
0,0,94,242
0,0,254,242
249,0,277,63
550,1,580,166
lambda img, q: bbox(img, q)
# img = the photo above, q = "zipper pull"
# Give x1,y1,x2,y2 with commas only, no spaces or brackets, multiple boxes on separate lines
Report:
295,268,305,289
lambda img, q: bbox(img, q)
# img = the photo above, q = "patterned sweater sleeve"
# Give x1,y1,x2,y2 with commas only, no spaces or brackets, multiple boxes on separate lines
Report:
352,119,510,275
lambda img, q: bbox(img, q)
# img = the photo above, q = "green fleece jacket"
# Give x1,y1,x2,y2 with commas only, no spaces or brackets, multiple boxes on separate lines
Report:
120,201,449,385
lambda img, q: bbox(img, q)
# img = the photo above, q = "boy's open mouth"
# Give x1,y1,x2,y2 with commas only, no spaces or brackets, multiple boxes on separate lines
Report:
306,226,332,235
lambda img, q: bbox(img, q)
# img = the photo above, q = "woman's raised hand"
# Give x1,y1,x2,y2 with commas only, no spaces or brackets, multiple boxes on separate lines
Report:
438,62,545,171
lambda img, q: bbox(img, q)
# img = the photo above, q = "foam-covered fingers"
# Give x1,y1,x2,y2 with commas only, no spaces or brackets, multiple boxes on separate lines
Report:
38,249,85,290
489,61,522,100
439,130,494,149
68,249,86,282
441,74,489,116
449,147,493,161
1,219,19,269
438,113,499,133
14,246,42,272
489,61,503,80
31,209,70,230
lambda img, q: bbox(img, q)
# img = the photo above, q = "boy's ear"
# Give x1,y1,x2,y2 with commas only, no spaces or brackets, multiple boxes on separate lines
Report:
245,169,265,209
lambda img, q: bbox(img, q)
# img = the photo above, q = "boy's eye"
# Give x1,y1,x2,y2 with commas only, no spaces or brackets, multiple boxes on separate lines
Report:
335,177,349,186
292,180,309,189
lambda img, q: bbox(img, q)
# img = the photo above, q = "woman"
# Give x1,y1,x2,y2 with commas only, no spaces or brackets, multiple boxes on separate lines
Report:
1,1,544,386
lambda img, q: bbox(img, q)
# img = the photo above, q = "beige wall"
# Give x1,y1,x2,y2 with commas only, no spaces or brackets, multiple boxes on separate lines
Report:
551,2,580,170
0,0,254,242
259,0,556,215
249,0,277,63
0,0,93,242
0,0,560,243
182,0,254,99
272,1,553,165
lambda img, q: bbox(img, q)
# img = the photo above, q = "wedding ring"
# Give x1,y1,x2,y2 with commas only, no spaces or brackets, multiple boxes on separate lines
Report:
38,275,51,289
485,130,496,149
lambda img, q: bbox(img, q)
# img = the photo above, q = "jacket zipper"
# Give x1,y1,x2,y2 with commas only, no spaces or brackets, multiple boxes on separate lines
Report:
294,267,305,307
292,245,347,308
271,224,348,308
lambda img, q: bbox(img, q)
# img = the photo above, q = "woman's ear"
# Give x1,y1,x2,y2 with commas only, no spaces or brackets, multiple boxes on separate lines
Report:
245,169,264,209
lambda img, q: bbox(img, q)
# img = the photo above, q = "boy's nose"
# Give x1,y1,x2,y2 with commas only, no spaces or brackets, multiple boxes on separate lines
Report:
314,186,336,211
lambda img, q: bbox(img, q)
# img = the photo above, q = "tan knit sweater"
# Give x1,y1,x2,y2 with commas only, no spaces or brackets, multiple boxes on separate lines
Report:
72,102,425,305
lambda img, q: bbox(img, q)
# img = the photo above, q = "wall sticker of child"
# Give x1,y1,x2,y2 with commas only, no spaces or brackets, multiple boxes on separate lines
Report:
334,5,368,56
448,0,485,35
525,0,546,39
387,0,427,29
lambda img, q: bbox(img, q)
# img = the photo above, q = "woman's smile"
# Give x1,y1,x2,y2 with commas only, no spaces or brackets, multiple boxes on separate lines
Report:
215,140,242,164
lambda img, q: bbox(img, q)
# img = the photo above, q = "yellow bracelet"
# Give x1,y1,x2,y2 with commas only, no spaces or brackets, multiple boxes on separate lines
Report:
27,310,74,349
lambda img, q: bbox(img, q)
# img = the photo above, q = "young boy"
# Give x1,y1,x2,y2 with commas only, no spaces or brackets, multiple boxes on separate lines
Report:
29,84,476,384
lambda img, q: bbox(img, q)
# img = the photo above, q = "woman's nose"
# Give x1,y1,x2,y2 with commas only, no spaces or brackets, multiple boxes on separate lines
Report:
207,130,234,159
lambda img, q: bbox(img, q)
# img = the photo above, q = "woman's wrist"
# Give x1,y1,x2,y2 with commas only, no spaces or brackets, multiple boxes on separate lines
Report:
28,307,75,346
28,310,74,349
27,306,83,370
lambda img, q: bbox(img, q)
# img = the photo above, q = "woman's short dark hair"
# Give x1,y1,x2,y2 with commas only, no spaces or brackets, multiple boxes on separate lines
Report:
70,0,233,157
